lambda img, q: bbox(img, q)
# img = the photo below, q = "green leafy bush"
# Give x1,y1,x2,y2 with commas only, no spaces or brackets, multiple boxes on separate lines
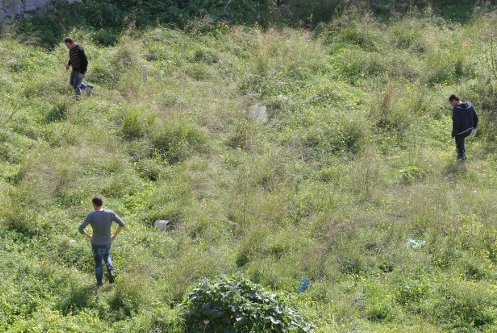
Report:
93,29,120,46
152,121,208,164
429,281,496,329
180,275,313,333
399,165,426,184
120,111,145,141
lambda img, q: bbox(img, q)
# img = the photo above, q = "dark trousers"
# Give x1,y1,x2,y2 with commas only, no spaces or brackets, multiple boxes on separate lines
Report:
455,130,471,161
91,243,113,286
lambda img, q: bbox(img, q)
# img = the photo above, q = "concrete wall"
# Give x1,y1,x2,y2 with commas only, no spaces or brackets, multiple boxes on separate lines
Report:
0,0,81,22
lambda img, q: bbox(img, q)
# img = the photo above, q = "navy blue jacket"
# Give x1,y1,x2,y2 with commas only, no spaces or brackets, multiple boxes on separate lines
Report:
452,102,478,137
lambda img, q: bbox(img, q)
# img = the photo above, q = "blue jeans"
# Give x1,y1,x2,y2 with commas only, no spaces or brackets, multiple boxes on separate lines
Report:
69,70,91,95
91,243,113,285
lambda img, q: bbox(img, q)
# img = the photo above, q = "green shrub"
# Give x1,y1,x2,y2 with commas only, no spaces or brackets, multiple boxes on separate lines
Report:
152,121,208,164
395,278,430,307
227,122,257,150
90,41,140,86
56,284,95,315
93,29,119,46
135,158,167,181
180,275,313,333
120,111,145,141
302,113,365,156
193,47,219,65
45,102,68,123
399,165,426,184
429,281,496,329
0,188,48,237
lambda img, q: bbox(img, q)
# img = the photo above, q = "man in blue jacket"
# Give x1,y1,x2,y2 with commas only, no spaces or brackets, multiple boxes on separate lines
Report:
79,196,125,287
450,95,478,162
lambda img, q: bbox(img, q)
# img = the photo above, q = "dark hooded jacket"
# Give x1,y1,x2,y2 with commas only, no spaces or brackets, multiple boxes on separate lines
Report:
452,102,478,137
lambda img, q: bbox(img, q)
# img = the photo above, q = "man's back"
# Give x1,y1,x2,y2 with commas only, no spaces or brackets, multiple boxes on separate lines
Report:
79,210,125,245
452,102,478,137
68,44,88,74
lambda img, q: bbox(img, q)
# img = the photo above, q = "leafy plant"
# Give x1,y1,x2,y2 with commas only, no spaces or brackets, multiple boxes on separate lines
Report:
180,275,313,333
399,165,426,184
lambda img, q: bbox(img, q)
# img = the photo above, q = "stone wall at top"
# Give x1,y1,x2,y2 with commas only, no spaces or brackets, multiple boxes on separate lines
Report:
0,0,80,22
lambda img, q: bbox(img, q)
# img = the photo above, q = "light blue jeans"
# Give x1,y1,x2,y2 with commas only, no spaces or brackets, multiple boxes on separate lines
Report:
91,243,113,286
69,70,91,95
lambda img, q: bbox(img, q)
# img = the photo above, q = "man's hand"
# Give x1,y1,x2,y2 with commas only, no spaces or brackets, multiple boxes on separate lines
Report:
81,229,92,240
78,73,84,79
111,226,124,242
471,128,477,137
65,64,70,70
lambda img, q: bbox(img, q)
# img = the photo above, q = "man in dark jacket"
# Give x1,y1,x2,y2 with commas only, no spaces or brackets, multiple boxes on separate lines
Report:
450,94,478,162
64,37,93,97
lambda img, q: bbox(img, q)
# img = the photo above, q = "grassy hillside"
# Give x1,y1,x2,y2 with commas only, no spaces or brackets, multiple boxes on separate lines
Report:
2,6,497,333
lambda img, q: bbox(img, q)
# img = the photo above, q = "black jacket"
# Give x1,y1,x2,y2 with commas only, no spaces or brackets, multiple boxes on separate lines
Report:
452,102,478,137
68,45,88,74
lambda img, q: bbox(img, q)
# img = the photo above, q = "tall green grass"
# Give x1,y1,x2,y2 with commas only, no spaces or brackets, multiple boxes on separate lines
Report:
1,7,497,333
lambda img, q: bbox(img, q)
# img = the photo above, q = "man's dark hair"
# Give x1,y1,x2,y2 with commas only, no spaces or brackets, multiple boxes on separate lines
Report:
64,37,74,44
449,94,460,102
92,195,103,207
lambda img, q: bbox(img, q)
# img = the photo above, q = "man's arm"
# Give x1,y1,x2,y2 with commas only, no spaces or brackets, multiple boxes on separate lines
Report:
472,107,479,129
111,213,125,241
78,216,92,240
112,226,124,241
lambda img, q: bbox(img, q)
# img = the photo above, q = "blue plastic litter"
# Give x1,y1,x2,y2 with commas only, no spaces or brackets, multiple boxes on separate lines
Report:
297,278,310,293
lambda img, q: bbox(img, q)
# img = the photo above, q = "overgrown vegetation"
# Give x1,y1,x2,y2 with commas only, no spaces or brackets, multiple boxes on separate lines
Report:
11,0,497,47
2,1,497,332
181,275,313,332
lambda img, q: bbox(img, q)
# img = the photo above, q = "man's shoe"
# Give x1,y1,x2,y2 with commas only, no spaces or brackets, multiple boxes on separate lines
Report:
107,268,116,284
97,282,103,288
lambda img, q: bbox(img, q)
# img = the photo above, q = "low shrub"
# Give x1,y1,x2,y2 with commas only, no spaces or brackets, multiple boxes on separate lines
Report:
45,102,68,123
152,121,208,164
93,29,120,46
399,165,426,184
180,275,313,333
429,281,496,329
120,110,145,141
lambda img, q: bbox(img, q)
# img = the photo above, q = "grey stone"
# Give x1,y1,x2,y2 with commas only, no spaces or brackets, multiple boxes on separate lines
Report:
24,0,40,13
154,219,173,231
0,0,82,22
249,104,268,123
2,0,23,19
